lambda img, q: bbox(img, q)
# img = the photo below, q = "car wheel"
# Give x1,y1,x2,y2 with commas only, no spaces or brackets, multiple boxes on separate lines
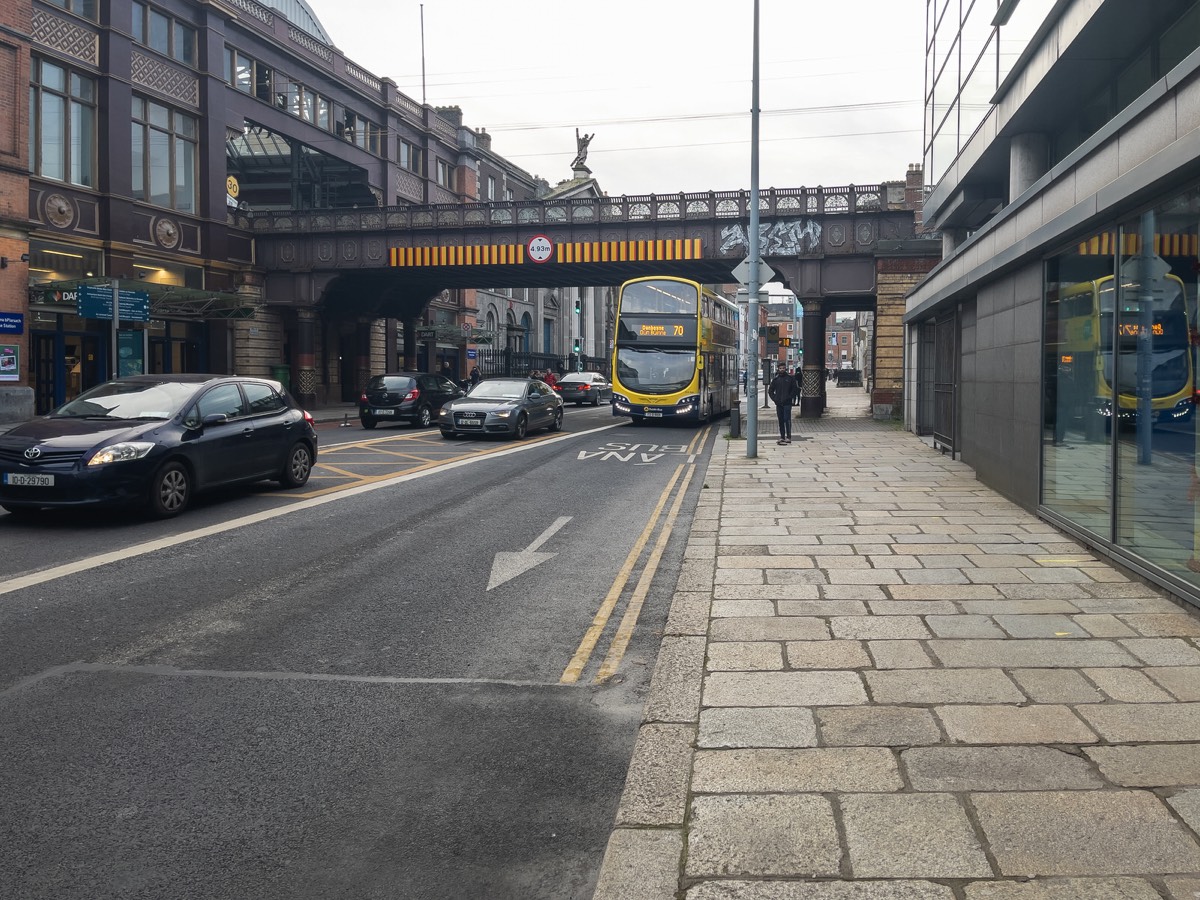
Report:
279,441,313,488
415,405,432,428
440,429,455,440
147,460,190,519
361,417,377,429
592,394,600,406
549,407,564,432
513,414,528,440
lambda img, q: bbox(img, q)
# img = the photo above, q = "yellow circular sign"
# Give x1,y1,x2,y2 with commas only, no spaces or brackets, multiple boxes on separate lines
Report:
226,175,240,199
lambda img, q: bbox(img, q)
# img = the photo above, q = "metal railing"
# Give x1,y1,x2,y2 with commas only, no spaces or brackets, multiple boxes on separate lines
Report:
474,347,608,379
248,185,894,233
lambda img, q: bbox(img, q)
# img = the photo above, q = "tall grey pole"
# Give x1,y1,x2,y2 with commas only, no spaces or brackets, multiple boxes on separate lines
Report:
745,0,761,458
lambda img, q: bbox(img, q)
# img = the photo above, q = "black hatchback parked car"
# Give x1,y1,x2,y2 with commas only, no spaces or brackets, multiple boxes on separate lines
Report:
0,374,318,519
359,372,464,429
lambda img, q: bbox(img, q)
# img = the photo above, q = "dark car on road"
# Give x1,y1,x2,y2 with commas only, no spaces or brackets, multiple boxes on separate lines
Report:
359,372,464,429
438,377,564,440
0,374,318,519
554,371,613,406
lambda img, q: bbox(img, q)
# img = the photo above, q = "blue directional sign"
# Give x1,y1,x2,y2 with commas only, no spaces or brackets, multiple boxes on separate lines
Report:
77,284,150,323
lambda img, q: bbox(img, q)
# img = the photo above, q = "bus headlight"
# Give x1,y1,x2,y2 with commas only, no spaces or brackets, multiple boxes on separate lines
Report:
613,394,628,404
676,394,700,412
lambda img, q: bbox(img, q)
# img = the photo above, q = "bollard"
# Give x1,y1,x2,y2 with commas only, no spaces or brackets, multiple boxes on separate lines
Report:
730,400,741,438
341,412,353,427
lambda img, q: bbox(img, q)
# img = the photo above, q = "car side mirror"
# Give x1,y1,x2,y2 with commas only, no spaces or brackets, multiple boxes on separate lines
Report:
202,413,229,426
455,389,466,397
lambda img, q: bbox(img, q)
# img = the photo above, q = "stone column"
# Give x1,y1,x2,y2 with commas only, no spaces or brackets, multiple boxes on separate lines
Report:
800,299,825,419
295,307,317,409
355,321,372,395
1010,133,1048,202
401,315,419,370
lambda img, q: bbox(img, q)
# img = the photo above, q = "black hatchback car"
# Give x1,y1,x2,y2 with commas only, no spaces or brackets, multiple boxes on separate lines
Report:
359,372,465,429
0,374,318,519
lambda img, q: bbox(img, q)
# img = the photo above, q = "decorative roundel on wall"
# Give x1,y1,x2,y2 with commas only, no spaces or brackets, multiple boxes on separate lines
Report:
44,194,75,228
155,217,180,249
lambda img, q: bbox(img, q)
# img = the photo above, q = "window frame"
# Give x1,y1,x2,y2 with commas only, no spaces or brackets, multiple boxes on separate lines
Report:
131,94,198,213
132,2,197,66
29,56,97,189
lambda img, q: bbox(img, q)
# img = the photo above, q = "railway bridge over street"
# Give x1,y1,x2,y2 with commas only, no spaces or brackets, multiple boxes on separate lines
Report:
248,183,940,417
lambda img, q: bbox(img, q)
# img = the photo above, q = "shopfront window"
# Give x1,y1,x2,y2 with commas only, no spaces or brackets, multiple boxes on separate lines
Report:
1043,185,1200,585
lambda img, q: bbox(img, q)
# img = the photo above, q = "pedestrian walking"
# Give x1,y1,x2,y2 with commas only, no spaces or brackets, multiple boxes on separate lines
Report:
768,365,798,444
469,365,481,387
544,369,558,388
790,367,801,406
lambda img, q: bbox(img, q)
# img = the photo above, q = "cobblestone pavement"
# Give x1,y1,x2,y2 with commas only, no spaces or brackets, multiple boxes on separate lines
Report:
593,390,1200,900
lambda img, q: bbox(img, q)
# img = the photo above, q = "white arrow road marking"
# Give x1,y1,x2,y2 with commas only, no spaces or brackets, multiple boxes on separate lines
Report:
486,516,572,591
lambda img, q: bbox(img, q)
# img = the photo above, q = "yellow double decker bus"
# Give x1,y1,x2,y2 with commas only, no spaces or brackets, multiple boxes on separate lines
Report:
1051,272,1193,429
611,276,739,425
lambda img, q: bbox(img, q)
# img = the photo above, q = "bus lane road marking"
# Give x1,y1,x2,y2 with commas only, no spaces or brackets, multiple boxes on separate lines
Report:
573,425,714,465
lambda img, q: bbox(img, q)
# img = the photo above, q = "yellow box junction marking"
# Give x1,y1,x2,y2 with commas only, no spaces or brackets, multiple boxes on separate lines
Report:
390,238,703,268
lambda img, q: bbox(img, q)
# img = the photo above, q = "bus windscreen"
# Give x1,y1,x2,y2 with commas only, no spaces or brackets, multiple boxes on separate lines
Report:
615,347,697,394
619,279,698,316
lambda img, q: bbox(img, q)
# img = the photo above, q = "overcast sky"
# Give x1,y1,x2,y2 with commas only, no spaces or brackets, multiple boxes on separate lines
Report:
305,0,927,198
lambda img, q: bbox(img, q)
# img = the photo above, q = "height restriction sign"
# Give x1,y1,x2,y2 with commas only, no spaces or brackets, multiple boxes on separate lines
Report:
527,234,553,263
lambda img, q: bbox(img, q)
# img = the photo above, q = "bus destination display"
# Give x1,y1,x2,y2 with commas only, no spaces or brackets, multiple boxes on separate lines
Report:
617,316,698,344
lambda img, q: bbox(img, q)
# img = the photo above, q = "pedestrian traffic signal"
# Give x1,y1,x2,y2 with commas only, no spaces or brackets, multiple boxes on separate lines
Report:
574,299,582,314
573,338,581,352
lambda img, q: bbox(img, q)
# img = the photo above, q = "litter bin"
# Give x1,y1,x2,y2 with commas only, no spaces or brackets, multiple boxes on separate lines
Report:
271,364,291,391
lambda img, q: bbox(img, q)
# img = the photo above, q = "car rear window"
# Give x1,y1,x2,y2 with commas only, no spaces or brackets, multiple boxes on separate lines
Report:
560,375,587,384
368,376,416,391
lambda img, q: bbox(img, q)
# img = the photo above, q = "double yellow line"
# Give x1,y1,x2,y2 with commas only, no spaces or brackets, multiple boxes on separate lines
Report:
560,426,711,684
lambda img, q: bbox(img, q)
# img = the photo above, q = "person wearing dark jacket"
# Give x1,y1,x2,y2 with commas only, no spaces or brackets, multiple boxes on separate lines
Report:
768,367,798,444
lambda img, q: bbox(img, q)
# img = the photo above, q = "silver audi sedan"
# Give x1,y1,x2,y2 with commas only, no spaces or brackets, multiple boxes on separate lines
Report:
437,377,564,440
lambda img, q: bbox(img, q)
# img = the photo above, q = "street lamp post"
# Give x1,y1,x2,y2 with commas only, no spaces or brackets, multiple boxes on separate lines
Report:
745,0,762,458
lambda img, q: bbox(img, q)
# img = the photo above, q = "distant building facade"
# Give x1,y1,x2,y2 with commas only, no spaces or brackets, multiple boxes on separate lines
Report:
3,0,589,421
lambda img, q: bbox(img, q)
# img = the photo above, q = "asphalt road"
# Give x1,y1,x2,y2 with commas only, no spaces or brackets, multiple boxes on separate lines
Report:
0,409,717,900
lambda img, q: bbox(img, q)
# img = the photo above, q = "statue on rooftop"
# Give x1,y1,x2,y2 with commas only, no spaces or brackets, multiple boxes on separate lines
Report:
571,129,595,170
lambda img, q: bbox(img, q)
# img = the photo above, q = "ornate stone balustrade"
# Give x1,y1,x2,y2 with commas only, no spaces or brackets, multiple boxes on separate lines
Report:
249,185,892,234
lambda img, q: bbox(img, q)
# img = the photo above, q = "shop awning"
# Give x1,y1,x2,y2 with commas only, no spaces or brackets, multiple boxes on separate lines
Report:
31,278,257,320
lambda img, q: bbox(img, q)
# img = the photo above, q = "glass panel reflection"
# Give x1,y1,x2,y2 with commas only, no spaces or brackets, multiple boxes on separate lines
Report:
1113,203,1200,579
1042,245,1115,536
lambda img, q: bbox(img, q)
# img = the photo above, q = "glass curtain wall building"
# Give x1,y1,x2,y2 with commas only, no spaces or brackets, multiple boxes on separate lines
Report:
908,0,1200,605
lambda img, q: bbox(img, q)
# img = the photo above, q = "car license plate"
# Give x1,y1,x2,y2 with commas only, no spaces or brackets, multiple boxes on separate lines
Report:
645,409,663,417
3,472,54,486
372,408,395,416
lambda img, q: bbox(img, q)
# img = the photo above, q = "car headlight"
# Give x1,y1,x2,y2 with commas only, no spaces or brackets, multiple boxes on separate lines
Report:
87,442,155,466
438,408,450,418
494,409,512,418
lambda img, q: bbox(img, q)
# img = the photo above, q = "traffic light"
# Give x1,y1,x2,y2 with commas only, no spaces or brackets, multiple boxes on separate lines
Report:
573,338,581,353
780,337,791,347
574,298,582,314
767,325,780,341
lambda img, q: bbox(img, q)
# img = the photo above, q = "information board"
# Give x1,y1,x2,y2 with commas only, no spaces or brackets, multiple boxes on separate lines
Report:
77,284,150,322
